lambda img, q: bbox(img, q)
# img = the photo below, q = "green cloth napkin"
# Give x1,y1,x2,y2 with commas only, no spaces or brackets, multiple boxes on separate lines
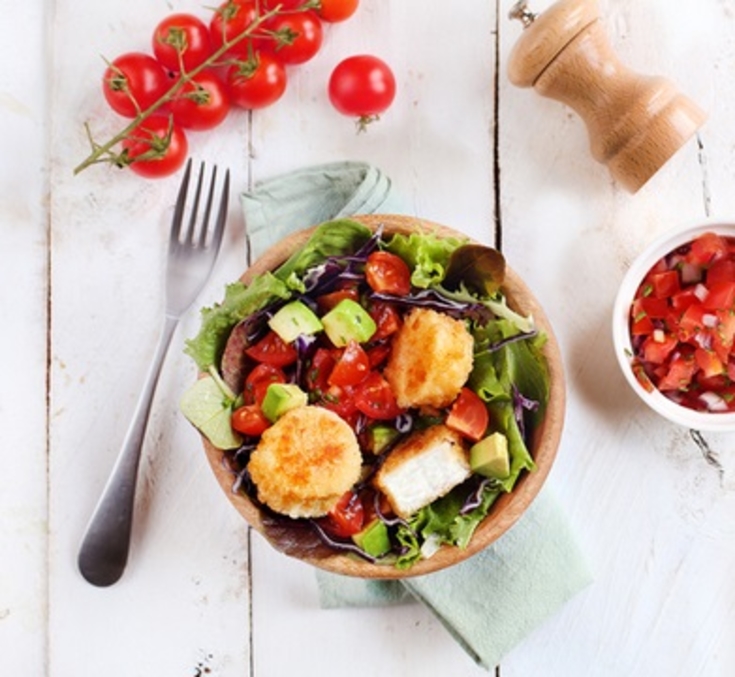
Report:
240,160,592,671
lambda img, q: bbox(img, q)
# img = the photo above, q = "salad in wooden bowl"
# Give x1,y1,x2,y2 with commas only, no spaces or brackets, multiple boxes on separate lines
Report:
181,214,565,578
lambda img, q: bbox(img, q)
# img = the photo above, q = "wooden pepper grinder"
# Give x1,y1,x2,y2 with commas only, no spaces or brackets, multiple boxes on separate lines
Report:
507,0,706,193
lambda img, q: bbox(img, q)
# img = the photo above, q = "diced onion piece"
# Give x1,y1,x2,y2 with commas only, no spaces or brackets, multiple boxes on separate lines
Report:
653,328,665,343
694,283,708,301
680,262,702,284
702,313,718,328
699,391,729,412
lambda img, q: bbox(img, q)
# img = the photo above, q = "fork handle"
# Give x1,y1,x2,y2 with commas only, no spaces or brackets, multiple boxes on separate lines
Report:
77,315,179,586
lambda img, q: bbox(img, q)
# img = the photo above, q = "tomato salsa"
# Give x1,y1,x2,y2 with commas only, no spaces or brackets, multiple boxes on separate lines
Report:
629,231,735,412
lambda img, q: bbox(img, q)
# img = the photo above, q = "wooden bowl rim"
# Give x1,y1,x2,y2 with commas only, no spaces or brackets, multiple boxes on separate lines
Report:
202,214,566,579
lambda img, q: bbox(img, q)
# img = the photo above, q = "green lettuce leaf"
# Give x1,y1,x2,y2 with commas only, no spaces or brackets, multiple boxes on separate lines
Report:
385,230,465,288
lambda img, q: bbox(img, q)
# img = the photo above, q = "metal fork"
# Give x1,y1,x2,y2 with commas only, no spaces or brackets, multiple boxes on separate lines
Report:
77,159,230,587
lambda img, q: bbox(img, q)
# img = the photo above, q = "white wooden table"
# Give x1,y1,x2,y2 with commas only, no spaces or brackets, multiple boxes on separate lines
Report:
3,0,734,674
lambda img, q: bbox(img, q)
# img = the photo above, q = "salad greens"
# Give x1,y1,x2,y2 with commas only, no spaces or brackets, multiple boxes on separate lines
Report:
182,218,551,567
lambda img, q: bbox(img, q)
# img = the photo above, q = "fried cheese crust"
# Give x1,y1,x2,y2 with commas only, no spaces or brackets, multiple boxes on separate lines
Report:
384,307,474,409
247,406,362,519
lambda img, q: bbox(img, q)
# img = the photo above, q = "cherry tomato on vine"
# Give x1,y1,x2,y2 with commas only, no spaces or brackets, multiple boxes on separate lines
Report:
261,10,323,65
317,0,359,22
210,0,259,59
169,70,230,130
328,55,396,127
226,52,287,110
152,13,213,72
102,52,171,118
121,114,188,179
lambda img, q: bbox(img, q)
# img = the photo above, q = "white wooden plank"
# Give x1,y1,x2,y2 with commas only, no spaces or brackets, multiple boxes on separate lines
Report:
47,0,255,674
0,0,49,673
498,0,735,675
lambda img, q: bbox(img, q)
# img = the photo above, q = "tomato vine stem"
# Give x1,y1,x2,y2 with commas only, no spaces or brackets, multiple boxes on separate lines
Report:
73,4,283,175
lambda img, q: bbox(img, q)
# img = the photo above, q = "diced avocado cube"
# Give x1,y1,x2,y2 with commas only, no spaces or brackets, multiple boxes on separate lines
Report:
321,298,376,347
261,383,308,422
352,519,391,557
470,432,510,479
268,300,323,344
367,424,399,454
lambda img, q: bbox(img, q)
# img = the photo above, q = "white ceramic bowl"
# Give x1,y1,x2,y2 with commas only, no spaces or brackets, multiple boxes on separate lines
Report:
612,218,735,431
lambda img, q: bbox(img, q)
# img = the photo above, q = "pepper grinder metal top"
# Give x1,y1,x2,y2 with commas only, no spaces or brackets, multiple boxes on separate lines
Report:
507,0,706,193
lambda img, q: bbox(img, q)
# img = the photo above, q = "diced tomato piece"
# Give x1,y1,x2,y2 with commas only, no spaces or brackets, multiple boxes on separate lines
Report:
657,355,696,391
694,347,725,378
445,387,490,442
328,340,371,387
320,383,360,421
706,257,735,288
677,303,708,342
649,270,681,299
244,363,287,405
353,371,403,420
640,332,678,364
703,280,735,311
670,288,699,313
638,296,670,319
316,490,365,539
631,312,655,336
366,342,392,368
306,348,336,394
688,232,729,266
713,310,735,362
245,330,298,367
369,301,402,340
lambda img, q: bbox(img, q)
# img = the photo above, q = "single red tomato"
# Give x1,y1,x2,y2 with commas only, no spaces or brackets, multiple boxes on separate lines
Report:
365,251,411,295
210,0,259,58
354,371,402,420
445,388,489,442
317,490,364,538
121,115,188,178
102,52,171,118
152,13,213,72
261,10,323,65
329,340,370,387
231,404,271,436
226,52,287,110
317,0,359,22
169,70,230,130
244,363,287,405
315,287,359,314
328,55,396,126
245,330,298,367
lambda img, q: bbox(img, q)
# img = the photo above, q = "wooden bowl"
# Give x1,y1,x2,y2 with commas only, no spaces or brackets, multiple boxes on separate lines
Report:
201,214,566,578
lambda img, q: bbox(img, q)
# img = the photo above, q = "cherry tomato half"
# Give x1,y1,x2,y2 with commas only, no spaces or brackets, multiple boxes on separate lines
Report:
317,490,364,538
445,387,490,442
365,251,411,295
152,13,213,72
354,371,402,420
226,52,287,110
121,115,188,179
231,404,270,437
244,363,287,405
102,52,171,118
328,55,396,122
329,340,370,387
169,70,230,130
245,330,298,367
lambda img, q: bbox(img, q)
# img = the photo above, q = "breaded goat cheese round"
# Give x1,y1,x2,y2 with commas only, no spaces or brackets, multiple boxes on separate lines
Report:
247,406,362,519
384,307,474,409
